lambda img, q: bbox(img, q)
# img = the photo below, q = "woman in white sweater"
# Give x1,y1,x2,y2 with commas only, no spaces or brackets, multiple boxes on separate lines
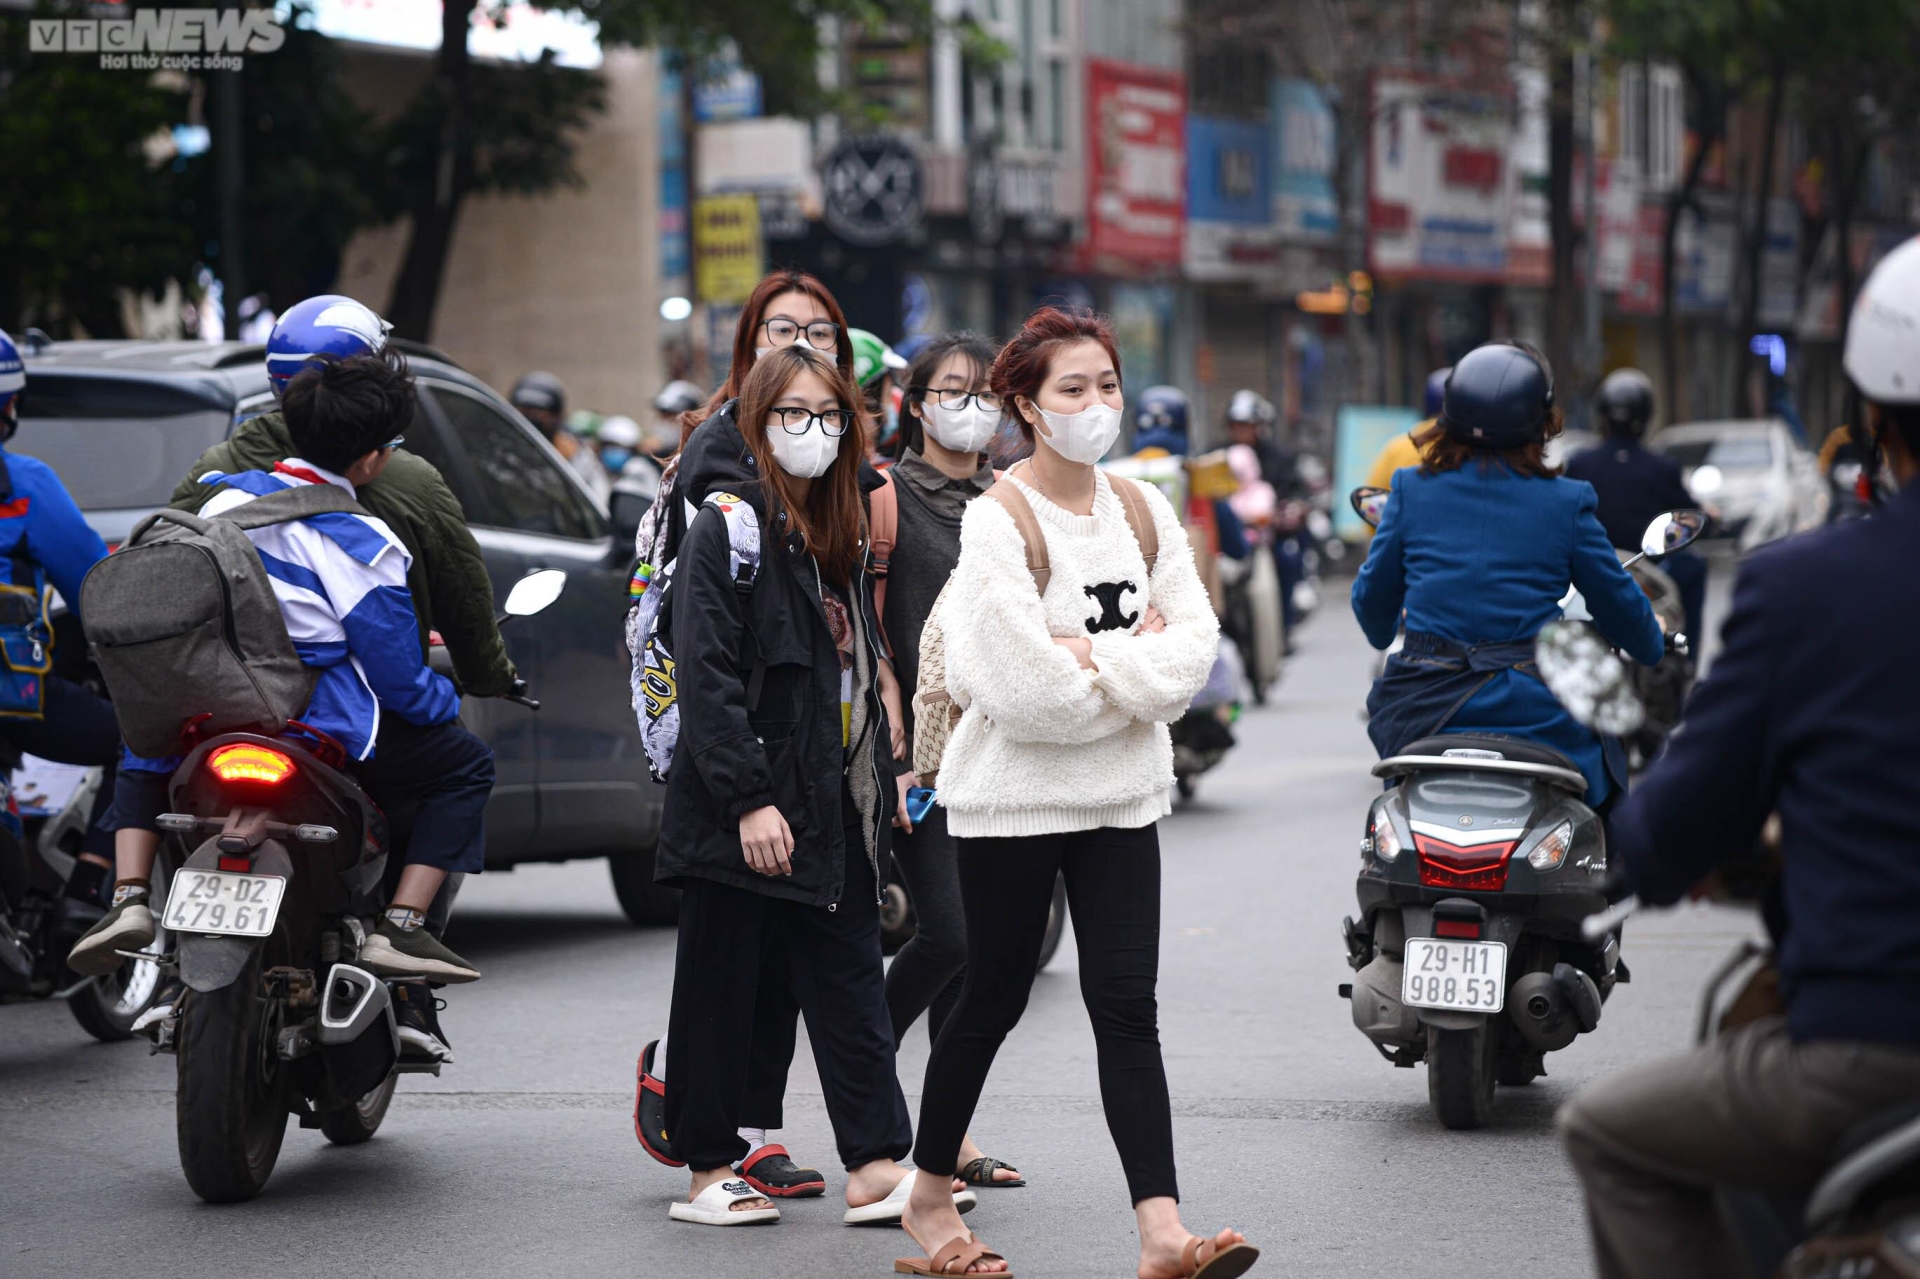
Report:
896,308,1259,1279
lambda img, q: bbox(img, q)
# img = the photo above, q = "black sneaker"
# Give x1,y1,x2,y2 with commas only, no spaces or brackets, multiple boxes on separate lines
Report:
391,981,453,1063
66,892,155,976
359,918,480,983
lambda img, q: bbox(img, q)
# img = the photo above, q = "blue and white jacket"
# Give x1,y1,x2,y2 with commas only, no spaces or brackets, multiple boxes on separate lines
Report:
0,446,110,614
127,460,458,771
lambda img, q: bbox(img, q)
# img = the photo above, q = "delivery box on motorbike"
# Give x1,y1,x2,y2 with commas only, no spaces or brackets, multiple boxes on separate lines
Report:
79,484,369,758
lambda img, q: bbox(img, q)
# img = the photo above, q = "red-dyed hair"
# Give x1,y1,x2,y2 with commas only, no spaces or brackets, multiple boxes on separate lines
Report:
988,306,1123,444
734,346,868,586
680,268,858,444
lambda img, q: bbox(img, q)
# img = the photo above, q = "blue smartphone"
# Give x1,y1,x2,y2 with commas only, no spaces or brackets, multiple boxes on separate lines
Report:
905,786,937,825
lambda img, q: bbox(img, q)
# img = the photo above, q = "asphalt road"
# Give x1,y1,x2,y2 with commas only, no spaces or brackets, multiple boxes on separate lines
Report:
1,567,1755,1279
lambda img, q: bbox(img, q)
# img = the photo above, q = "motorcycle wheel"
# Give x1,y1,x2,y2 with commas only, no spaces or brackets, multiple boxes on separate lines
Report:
1426,1022,1496,1130
1035,873,1068,971
69,953,164,1042
319,1073,398,1146
176,951,290,1203
608,847,680,926
880,869,916,957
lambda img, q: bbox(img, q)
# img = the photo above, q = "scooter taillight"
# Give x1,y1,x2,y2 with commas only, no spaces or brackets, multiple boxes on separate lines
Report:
1415,834,1518,892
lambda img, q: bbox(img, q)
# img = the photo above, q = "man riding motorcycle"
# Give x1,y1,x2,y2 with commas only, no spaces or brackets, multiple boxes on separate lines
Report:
1557,238,1920,1279
0,330,124,936
160,297,515,1059
1565,368,1707,646
71,351,498,1062
512,369,609,503
1224,390,1302,632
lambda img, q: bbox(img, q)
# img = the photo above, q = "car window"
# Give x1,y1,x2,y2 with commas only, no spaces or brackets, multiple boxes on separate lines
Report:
14,410,230,509
1664,436,1773,471
426,383,603,539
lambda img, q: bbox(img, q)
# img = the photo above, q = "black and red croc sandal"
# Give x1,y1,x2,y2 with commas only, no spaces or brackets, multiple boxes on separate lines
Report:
737,1144,826,1198
634,1040,685,1168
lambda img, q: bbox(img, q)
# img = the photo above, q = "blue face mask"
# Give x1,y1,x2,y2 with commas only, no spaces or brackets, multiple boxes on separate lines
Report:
601,447,634,471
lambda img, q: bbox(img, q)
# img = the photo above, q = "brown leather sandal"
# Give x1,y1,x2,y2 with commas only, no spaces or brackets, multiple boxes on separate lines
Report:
894,1234,1014,1276
1181,1236,1259,1279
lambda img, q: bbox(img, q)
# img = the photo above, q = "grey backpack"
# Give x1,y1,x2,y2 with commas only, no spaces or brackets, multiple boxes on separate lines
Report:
81,483,369,757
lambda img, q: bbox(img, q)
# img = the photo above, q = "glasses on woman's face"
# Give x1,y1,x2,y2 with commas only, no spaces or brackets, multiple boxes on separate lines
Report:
929,388,1002,412
769,406,856,437
760,317,840,351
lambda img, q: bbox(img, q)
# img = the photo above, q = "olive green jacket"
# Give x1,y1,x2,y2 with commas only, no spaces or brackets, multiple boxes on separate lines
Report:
169,411,518,697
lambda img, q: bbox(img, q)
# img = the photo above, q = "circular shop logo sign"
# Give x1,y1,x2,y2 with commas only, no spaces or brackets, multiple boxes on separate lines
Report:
821,135,925,247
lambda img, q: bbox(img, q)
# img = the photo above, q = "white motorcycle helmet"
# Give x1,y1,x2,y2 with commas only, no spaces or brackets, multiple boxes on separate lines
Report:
1844,236,1920,406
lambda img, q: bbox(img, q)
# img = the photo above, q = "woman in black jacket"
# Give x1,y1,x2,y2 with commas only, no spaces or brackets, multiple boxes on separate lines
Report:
656,345,930,1227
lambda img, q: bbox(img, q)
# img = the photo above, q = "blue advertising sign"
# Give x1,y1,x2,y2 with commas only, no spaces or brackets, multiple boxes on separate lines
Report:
660,63,689,280
1332,404,1421,540
1186,116,1270,225
692,44,762,122
1272,79,1338,241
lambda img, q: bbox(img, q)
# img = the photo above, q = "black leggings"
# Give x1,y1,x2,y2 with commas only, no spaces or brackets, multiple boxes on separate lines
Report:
912,822,1178,1204
885,806,968,1045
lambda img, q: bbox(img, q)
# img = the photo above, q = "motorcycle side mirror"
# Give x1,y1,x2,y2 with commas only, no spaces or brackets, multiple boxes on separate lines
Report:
1535,620,1647,736
1639,509,1708,559
1349,486,1391,529
503,568,567,619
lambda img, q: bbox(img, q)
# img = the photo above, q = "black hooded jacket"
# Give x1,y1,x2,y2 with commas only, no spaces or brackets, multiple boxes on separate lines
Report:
652,403,896,907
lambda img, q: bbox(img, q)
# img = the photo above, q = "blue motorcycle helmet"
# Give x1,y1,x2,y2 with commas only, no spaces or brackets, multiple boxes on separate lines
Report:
266,296,393,397
1133,385,1190,454
1424,366,1453,418
0,331,23,435
1438,342,1555,449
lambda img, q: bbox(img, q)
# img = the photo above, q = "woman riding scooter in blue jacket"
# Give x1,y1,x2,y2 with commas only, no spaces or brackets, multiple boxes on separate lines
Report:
1353,342,1664,808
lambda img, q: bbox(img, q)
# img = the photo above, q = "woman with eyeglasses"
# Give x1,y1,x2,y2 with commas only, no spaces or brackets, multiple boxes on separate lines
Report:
651,343,944,1227
637,268,907,1204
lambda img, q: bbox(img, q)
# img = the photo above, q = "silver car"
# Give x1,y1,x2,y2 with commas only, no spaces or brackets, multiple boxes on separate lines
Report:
1650,419,1827,551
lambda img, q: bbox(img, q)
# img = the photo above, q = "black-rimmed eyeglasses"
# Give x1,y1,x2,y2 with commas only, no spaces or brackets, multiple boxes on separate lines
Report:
769,407,856,436
760,318,841,351
920,388,1003,412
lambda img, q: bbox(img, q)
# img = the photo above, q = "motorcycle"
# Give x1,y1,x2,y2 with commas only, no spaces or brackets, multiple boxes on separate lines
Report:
138,568,561,1203
1339,496,1705,1128
1547,651,1920,1279
0,752,170,1039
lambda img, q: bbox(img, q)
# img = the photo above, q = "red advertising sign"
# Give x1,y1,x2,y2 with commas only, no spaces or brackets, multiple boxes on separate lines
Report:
1086,59,1186,271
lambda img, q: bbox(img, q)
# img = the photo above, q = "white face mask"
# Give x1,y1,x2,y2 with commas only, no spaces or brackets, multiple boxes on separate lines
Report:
1035,402,1123,465
765,417,841,479
922,399,998,454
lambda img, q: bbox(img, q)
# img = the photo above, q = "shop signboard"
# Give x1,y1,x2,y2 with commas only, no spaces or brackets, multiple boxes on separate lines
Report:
1368,76,1513,282
1186,115,1277,282
1272,79,1338,243
1674,194,1736,314
1087,59,1187,271
692,44,762,122
1619,204,1668,316
1506,66,1551,286
692,194,764,304
659,62,689,283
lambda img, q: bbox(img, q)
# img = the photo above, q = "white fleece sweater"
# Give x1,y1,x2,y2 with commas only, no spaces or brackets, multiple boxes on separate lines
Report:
935,470,1219,838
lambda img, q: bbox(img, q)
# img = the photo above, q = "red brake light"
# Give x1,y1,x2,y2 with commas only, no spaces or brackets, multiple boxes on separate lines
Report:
207,743,296,786
1433,918,1483,940
1415,833,1517,892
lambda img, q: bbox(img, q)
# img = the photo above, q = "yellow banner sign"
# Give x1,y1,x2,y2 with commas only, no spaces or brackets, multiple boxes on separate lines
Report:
692,194,764,304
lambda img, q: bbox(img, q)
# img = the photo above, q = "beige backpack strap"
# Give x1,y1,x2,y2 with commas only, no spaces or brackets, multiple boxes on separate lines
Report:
983,481,1051,597
1110,477,1160,573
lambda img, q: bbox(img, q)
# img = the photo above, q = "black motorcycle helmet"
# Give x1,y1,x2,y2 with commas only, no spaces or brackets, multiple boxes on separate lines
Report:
1438,342,1555,449
1593,368,1655,439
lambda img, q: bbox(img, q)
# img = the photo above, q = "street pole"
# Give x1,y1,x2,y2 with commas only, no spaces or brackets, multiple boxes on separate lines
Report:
1579,37,1600,405
214,0,246,338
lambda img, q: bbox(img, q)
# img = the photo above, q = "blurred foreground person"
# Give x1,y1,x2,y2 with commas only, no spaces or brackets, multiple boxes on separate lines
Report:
1558,237,1920,1279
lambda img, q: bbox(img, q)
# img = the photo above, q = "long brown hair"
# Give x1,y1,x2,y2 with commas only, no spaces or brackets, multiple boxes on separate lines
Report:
679,268,858,444
1414,411,1564,479
735,346,867,586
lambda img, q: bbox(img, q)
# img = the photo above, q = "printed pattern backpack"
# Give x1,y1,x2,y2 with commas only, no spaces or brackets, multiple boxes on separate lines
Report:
626,491,762,783
910,477,1158,786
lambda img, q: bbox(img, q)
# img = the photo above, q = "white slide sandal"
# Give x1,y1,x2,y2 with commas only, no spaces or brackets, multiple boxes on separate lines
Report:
669,1178,781,1226
843,1169,979,1226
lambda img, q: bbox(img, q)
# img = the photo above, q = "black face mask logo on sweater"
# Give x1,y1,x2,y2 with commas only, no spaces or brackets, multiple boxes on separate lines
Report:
1084,581,1139,634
